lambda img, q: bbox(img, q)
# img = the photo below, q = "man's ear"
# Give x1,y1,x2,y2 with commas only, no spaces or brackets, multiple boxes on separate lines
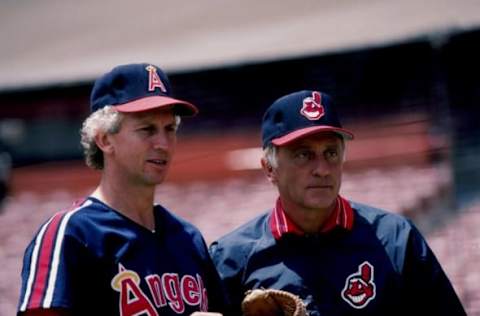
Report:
94,131,114,155
261,158,277,185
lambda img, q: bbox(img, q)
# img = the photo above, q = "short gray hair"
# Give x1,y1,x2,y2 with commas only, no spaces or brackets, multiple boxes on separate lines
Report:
80,106,123,170
263,144,278,169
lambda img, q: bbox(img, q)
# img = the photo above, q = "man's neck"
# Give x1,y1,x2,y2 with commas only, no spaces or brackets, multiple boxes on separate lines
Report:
281,199,336,234
91,176,156,231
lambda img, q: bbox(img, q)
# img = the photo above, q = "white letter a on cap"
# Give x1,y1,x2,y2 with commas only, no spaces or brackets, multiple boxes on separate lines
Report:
146,65,166,92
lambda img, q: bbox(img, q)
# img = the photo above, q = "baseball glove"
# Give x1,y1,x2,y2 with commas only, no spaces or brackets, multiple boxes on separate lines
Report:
241,288,307,316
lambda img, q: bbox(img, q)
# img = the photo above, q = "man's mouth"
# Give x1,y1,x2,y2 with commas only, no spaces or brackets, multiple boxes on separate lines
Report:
307,184,332,189
147,159,168,166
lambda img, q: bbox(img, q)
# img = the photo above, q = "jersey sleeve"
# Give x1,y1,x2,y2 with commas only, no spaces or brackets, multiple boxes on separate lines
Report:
402,222,466,315
209,241,246,316
198,240,231,314
18,211,87,314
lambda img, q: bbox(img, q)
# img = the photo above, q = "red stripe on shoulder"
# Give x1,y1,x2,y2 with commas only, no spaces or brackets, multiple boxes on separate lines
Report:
28,200,86,308
22,199,88,310
28,211,68,309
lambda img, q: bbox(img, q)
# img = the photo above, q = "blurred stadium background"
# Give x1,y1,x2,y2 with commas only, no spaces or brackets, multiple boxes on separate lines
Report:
1,0,480,315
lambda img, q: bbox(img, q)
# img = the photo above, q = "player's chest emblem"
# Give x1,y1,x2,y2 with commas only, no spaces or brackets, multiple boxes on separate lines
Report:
111,263,208,315
300,91,325,120
341,261,376,309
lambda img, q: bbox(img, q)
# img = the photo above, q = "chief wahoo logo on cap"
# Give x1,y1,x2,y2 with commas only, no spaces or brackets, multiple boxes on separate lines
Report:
300,91,325,120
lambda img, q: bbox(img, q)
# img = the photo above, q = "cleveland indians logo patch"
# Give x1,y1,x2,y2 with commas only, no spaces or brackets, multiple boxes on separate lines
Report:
341,261,376,309
145,65,167,92
300,91,325,120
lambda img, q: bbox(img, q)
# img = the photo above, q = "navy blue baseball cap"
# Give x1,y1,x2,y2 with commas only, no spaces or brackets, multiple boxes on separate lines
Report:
90,63,198,116
261,90,354,148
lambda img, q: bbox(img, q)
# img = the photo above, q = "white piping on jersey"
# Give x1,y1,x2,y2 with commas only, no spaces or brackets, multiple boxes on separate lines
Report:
273,204,284,236
279,207,288,232
20,215,56,311
20,199,92,311
43,199,92,307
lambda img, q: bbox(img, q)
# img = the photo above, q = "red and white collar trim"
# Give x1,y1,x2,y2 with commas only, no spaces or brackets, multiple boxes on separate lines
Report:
270,195,354,240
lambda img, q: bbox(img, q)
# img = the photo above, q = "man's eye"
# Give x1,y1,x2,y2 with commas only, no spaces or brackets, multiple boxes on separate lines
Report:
164,123,178,133
325,150,339,161
297,152,309,158
294,150,314,163
139,126,155,134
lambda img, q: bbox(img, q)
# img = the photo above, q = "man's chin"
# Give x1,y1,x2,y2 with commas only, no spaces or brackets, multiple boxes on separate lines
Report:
304,198,336,211
143,176,167,186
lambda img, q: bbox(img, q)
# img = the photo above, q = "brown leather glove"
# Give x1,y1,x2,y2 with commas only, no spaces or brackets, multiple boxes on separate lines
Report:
241,289,307,316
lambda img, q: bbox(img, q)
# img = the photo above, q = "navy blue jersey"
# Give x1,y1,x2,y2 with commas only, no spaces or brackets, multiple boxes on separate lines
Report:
18,197,227,316
210,201,466,316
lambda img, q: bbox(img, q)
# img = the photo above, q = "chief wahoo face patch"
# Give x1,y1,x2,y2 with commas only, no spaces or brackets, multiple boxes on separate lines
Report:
300,91,325,120
341,261,376,309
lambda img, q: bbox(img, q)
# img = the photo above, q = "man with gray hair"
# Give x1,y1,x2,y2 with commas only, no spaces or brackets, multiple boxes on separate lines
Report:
210,90,466,315
18,63,226,316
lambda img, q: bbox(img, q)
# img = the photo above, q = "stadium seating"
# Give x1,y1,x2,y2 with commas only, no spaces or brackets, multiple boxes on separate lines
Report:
2,163,477,315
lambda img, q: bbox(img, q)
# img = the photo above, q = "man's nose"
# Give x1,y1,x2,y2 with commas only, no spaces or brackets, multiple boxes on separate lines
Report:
152,131,171,150
311,156,331,177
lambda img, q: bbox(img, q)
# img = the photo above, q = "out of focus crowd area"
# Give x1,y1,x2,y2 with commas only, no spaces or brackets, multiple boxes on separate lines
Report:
1,118,479,315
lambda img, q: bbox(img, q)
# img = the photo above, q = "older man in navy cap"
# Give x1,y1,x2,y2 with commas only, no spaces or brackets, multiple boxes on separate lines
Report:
18,63,226,316
210,90,465,316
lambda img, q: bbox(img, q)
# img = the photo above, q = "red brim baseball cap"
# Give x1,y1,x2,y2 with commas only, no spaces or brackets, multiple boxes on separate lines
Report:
262,90,354,148
272,126,354,146
114,95,197,116
90,63,198,116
